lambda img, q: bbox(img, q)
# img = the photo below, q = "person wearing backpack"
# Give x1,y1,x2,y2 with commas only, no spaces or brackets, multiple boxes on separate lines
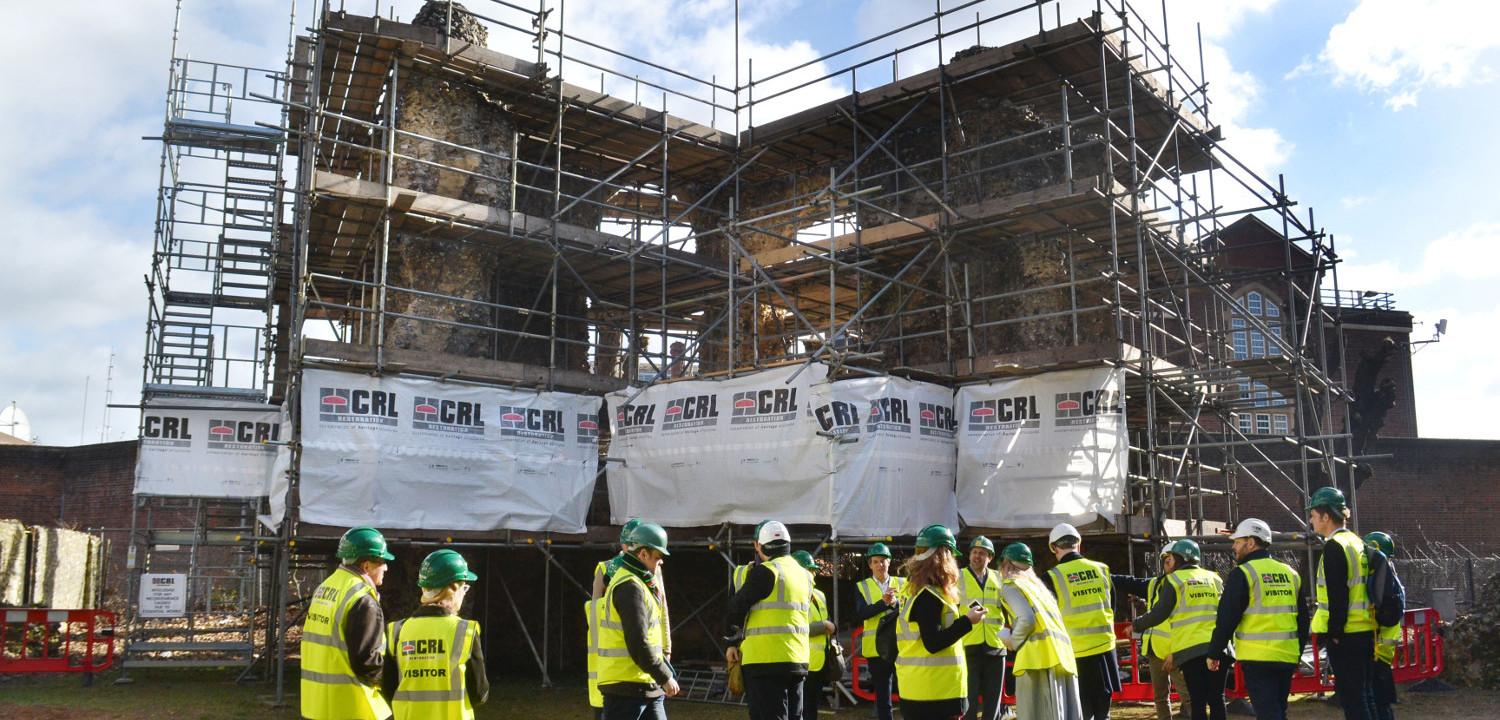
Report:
895,525,987,720
997,542,1083,720
1307,486,1378,720
1205,519,1306,720
854,542,905,720
1364,531,1404,720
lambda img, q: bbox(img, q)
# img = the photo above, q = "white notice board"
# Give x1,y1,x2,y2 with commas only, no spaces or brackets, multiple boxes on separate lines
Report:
139,573,187,618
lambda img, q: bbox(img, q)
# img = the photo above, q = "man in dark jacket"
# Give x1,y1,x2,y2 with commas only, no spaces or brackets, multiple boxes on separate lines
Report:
599,521,680,720
1207,519,1307,720
725,520,810,720
301,526,394,720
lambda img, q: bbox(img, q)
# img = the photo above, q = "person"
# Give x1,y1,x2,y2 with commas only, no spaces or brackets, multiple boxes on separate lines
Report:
854,541,904,720
302,526,396,720
895,525,985,720
1043,524,1123,720
794,550,836,719
1307,486,1378,720
726,520,812,720
598,521,680,720
667,341,689,378
587,593,606,719
1133,540,1225,720
1207,519,1305,720
960,536,1008,720
997,542,1083,720
1112,544,1190,720
596,520,672,663
1365,531,1400,720
382,549,488,719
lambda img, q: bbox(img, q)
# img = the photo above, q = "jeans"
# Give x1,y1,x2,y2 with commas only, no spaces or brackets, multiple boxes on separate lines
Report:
744,672,805,720
1149,653,1189,720
602,694,667,720
866,657,896,720
1327,633,1377,720
1239,661,1294,720
963,649,1006,720
1179,656,1227,720
1371,659,1397,720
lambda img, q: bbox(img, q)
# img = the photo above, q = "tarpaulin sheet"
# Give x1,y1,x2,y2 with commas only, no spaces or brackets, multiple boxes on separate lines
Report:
134,398,280,497
956,367,1126,529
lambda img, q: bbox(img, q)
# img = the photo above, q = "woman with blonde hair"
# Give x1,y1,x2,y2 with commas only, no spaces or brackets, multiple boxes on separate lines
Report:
895,524,988,720
997,542,1082,720
382,549,488,719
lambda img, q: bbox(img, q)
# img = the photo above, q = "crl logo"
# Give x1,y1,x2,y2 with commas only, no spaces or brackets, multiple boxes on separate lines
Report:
813,400,862,436
614,403,657,436
412,396,485,436
577,414,600,444
497,405,564,442
318,388,399,427
1053,389,1122,427
966,396,1041,432
917,402,956,438
662,394,718,431
729,388,798,426
207,419,280,452
142,415,193,447
865,397,911,434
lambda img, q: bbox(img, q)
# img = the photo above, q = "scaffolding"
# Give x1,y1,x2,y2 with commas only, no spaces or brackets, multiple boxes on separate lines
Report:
137,0,1365,702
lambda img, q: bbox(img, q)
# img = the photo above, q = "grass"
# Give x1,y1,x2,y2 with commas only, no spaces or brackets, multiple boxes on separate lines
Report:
3,668,1499,719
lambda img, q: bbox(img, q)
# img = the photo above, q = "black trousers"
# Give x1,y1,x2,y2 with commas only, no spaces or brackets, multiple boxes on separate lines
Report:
1076,654,1114,720
963,649,1006,720
866,657,896,720
1328,633,1376,720
1239,660,1294,720
1371,659,1397,720
744,672,805,720
601,695,667,720
803,675,824,719
1179,656,1227,720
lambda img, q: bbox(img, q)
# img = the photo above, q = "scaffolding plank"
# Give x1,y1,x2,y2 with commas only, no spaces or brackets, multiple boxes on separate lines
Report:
303,338,625,394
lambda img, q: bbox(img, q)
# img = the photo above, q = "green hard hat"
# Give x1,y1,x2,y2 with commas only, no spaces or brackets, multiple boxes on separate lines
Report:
1305,486,1349,515
628,521,671,556
916,524,958,555
1000,542,1033,565
866,542,892,559
418,549,478,589
337,526,395,562
1167,539,1202,564
619,518,642,545
969,536,996,554
792,550,818,571
1364,531,1395,557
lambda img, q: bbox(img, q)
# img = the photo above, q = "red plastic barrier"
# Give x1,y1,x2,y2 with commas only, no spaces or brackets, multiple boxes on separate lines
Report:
0,609,117,673
845,608,1443,706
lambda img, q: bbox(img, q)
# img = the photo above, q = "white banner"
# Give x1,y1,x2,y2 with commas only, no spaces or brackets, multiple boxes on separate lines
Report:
812,376,959,536
605,364,830,527
134,398,281,497
956,367,1126,529
299,370,600,533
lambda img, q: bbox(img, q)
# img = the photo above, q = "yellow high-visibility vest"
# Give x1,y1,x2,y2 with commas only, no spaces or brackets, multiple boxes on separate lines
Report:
300,567,391,720
807,584,829,673
856,575,905,658
1313,529,1377,634
894,586,967,701
1047,557,1116,658
742,555,811,666
960,567,1005,649
387,615,479,720
1165,566,1223,656
585,598,603,708
597,571,665,686
1234,557,1300,664
733,563,752,592
1375,622,1401,666
1003,573,1077,676
1142,575,1172,660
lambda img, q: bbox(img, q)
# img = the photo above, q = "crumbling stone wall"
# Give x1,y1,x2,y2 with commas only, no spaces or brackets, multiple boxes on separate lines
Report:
381,1,589,370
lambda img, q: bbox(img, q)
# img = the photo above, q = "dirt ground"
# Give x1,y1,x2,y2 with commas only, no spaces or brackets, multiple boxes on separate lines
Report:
3,670,1499,719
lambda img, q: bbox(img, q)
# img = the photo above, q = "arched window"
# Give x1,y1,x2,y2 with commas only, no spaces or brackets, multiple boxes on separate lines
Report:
1231,290,1285,360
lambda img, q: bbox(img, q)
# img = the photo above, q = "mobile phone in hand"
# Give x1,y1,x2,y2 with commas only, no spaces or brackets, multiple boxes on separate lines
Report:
969,600,984,612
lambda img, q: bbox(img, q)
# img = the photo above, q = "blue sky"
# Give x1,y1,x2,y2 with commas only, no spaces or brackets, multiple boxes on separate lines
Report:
1,0,1497,444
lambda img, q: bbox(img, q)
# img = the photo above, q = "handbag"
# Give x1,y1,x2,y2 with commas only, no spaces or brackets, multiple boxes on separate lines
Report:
727,655,744,695
820,634,847,682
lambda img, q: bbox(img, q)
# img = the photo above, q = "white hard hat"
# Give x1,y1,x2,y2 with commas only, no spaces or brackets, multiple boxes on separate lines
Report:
1049,523,1081,545
1158,542,1175,556
756,520,791,545
1230,518,1273,544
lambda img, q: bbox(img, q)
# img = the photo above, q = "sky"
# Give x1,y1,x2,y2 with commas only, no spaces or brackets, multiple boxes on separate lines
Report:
1,0,1497,445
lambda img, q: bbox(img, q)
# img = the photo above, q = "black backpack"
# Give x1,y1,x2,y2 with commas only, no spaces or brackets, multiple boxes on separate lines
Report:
1365,548,1406,628
875,604,900,664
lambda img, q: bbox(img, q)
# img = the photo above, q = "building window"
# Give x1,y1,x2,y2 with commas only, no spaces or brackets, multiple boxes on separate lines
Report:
1238,413,1252,434
1273,414,1289,434
1256,414,1271,434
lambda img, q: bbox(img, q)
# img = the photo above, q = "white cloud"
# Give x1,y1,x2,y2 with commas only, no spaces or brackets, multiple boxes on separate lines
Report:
1340,195,1371,209
1340,222,1500,291
1411,303,1500,439
1311,0,1500,110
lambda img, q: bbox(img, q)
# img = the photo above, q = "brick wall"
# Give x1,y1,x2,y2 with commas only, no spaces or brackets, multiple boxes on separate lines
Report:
0,440,138,531
1225,437,1500,556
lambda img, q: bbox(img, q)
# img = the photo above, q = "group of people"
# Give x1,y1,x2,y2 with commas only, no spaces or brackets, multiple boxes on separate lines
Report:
301,484,1404,720
300,527,488,720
